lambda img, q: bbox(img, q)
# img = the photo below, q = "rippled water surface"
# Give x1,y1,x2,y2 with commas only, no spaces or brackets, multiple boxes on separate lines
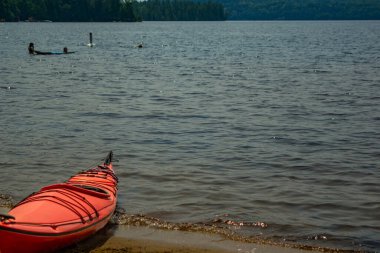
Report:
0,21,379,252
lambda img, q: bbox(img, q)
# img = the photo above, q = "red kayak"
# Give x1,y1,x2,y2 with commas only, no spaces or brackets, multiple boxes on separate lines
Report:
0,151,118,253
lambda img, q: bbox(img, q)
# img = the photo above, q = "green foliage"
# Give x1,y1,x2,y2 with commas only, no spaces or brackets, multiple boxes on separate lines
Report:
0,0,226,21
204,0,380,20
134,0,226,21
3,0,378,21
0,0,139,21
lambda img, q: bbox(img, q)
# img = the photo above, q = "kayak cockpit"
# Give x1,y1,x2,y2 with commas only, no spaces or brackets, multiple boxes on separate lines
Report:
72,184,108,194
41,183,110,199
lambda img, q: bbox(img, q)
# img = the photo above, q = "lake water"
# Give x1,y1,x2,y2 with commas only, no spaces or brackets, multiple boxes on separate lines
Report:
0,21,379,252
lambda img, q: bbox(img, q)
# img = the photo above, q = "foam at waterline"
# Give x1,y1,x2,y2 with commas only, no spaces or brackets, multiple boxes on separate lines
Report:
109,207,360,253
0,196,364,253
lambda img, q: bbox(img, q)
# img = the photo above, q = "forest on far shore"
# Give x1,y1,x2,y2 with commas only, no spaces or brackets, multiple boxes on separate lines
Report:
201,0,380,20
2,0,379,21
0,0,227,22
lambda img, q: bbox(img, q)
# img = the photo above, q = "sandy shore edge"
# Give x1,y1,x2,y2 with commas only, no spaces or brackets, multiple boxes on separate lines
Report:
63,225,311,253
1,206,312,253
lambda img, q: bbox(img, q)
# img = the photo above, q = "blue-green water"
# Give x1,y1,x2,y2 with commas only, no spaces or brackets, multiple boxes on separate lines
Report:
0,21,379,252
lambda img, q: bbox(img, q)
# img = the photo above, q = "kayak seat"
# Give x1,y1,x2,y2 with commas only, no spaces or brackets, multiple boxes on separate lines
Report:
72,184,108,194
41,183,110,199
66,180,117,196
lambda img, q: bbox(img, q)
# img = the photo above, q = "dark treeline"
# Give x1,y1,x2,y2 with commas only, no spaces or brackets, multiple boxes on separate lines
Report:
3,0,377,21
203,0,380,20
0,0,226,22
0,0,138,21
133,0,226,21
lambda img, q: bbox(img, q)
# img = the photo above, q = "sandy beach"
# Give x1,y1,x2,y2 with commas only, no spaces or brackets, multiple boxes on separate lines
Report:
1,206,350,252
63,225,311,253
1,205,331,253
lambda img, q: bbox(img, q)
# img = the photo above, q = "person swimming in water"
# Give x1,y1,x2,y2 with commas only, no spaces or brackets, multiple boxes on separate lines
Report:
28,43,72,55
28,42,52,55
28,43,35,54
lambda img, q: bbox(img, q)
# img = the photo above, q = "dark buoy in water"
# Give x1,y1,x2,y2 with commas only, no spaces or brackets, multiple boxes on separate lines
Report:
88,32,94,47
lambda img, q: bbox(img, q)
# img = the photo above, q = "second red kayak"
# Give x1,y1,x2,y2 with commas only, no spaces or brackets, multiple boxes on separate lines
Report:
0,151,118,253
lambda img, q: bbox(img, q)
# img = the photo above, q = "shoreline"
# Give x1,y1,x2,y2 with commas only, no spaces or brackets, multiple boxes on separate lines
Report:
1,206,357,252
1,205,360,252
63,225,311,253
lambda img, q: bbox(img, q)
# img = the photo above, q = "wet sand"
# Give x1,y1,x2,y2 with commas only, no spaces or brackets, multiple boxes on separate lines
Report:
1,205,331,253
2,205,306,253
63,225,311,253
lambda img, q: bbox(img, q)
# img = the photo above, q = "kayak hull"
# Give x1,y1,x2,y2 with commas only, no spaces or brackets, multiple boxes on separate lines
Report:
0,214,111,253
0,152,117,253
